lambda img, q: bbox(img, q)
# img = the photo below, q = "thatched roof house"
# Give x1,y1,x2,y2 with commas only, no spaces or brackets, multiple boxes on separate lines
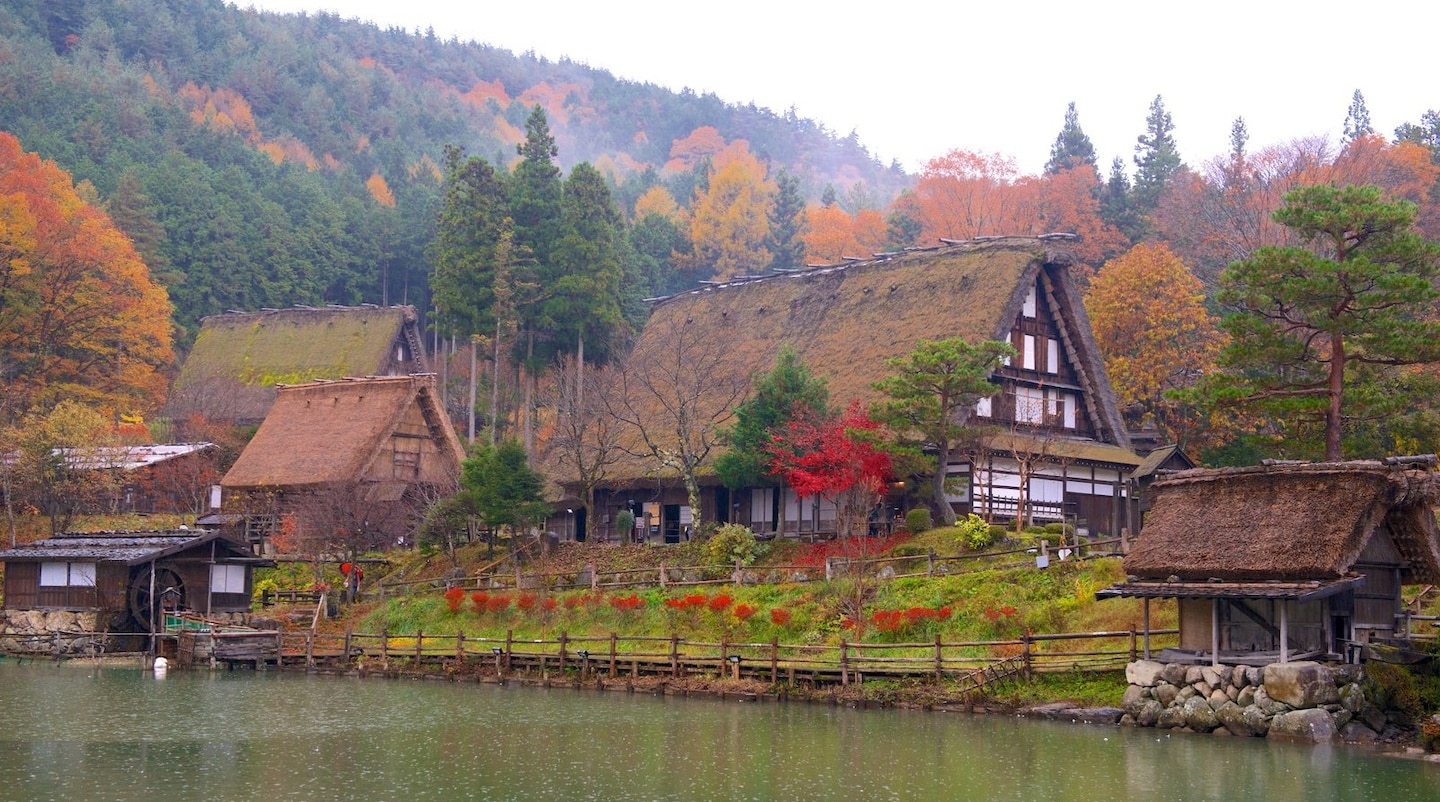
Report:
221,375,464,551
1099,460,1440,663
168,305,428,424
584,236,1140,542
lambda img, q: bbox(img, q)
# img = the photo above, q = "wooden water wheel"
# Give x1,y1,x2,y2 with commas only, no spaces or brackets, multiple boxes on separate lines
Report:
128,567,184,631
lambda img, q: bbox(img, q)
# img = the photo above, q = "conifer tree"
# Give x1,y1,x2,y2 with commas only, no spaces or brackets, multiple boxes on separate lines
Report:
1045,102,1097,174
767,168,807,272
1100,157,1142,244
1342,89,1374,144
1132,95,1184,217
714,347,831,491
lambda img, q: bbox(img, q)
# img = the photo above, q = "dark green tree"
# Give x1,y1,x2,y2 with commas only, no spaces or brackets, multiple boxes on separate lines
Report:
870,338,1015,526
886,199,924,250
1208,184,1440,461
1100,157,1142,243
1342,89,1374,144
714,346,832,491
1045,102,1098,175
767,168,807,272
429,146,510,338
547,161,627,366
1132,95,1184,217
510,105,563,278
459,439,551,542
820,183,838,208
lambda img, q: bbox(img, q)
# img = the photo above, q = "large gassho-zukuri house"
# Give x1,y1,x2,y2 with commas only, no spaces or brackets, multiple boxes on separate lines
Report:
580,235,1143,541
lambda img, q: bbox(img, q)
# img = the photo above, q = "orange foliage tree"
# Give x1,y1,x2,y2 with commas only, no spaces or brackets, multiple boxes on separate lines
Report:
0,133,174,420
1084,243,1224,449
802,205,889,264
687,141,773,280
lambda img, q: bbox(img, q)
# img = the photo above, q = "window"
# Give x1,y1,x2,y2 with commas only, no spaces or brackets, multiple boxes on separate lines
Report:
1022,335,1036,370
39,562,96,587
1047,339,1059,374
1022,284,1036,318
975,396,992,417
211,564,247,595
1016,387,1044,424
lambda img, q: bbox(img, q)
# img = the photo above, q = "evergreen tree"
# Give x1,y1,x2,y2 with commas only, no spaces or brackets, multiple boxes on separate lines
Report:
767,168,807,272
820,183,838,208
885,200,923,250
510,105,563,273
459,439,551,536
1132,95,1184,216
1209,184,1440,460
547,161,627,365
429,146,510,338
714,347,831,491
1044,102,1097,174
1100,157,1142,244
1342,89,1374,144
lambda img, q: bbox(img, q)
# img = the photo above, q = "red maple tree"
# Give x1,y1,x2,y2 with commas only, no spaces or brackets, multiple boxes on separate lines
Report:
765,401,894,537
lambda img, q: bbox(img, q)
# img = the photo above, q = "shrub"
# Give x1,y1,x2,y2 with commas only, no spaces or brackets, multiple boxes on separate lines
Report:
955,513,993,551
615,510,635,540
705,524,759,566
515,592,537,611
734,603,757,621
770,608,792,626
444,586,465,613
905,508,932,534
485,594,512,613
707,594,733,612
1043,522,1075,536
988,524,1009,542
470,591,489,613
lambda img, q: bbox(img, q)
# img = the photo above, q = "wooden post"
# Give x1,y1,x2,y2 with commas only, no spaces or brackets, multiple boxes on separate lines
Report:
670,633,680,678
609,632,618,678
504,629,513,673
934,635,943,681
305,631,315,667
275,631,284,668
380,628,388,666
1279,602,1289,664
1020,633,1032,681
719,634,728,676
1211,600,1220,668
415,630,423,663
770,638,779,684
590,565,599,592
840,640,849,686
927,550,935,577
344,625,353,663
1143,598,1152,659
456,631,465,661
1129,628,1137,662
659,563,666,590
825,557,834,582
559,631,569,673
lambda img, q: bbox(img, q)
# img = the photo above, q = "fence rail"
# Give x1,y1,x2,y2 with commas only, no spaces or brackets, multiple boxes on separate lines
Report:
272,626,1179,686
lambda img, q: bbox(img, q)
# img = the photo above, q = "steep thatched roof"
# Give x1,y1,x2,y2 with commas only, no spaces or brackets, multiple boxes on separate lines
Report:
0,530,262,565
603,237,1130,483
1121,461,1440,583
222,375,463,491
171,305,426,423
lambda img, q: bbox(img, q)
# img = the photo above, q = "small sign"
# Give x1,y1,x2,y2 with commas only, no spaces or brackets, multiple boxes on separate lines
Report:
1035,555,1050,569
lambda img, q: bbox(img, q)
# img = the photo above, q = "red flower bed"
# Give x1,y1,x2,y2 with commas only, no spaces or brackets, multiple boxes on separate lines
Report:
789,533,913,569
733,603,757,621
515,592,537,611
485,594,512,612
707,594,733,612
470,591,490,612
870,605,953,634
608,594,646,612
444,586,465,612
770,608,792,626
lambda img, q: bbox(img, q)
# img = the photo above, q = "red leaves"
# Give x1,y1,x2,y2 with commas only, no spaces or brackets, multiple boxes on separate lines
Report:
765,400,893,501
769,608,792,626
444,587,465,612
870,606,953,634
608,594,646,612
733,604,757,621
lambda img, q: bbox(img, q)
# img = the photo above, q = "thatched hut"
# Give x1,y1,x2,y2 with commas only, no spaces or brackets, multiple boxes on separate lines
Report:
168,305,428,425
581,236,1140,542
221,374,464,552
1098,460,1440,664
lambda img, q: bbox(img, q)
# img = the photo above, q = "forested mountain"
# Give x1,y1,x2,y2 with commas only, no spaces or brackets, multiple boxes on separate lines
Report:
0,0,905,341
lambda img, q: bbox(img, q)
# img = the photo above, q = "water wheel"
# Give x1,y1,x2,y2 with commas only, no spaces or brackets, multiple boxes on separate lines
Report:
128,567,184,631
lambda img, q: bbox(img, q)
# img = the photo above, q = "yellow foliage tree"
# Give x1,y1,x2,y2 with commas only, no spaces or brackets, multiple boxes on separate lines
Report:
688,142,773,280
366,172,396,207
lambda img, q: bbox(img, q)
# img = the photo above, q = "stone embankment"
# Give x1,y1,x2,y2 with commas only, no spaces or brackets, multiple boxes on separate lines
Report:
1118,659,1405,744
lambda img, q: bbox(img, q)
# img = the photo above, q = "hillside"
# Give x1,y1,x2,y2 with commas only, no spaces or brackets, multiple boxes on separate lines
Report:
0,0,906,341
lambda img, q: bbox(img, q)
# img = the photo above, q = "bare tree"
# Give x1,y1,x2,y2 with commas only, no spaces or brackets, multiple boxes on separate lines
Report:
542,356,625,541
608,315,747,533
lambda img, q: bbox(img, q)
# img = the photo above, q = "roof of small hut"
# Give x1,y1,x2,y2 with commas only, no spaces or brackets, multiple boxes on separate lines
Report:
1122,461,1440,583
172,305,424,421
221,375,463,490
0,530,259,565
600,237,1130,483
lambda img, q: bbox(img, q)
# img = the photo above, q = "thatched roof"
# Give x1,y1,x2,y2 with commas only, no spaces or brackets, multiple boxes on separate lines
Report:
171,305,426,423
603,237,1130,483
0,530,261,565
222,375,464,491
1121,461,1440,584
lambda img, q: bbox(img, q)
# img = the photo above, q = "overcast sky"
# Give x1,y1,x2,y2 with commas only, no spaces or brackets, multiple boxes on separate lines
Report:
242,0,1439,176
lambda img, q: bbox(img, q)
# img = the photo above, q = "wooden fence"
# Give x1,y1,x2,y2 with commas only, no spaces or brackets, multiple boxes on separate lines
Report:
274,625,1179,685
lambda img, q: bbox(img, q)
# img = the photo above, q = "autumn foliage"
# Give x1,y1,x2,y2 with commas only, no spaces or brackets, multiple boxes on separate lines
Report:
0,132,174,418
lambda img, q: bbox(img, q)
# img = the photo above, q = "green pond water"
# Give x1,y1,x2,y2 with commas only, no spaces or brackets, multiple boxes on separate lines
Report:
0,660,1435,801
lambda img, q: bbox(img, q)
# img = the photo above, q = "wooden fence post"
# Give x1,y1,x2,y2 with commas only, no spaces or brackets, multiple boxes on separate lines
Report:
305,631,315,667
380,627,388,666
558,631,568,673
719,634,728,675
504,629,513,672
1021,633,1032,681
840,640,849,686
934,634,943,681
670,633,680,677
415,630,423,663
275,631,284,668
609,632,618,678
825,557,834,582
343,625,353,663
770,638,779,684
1128,628,1137,662
659,563,666,590
927,550,935,577
456,630,465,661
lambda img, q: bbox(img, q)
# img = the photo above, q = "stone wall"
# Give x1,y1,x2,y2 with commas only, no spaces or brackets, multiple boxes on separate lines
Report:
1,608,259,657
1121,659,1404,744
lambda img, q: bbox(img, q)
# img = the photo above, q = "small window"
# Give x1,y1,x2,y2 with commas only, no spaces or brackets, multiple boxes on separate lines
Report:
1016,387,1044,424
211,564,247,595
1022,284,1037,318
1047,339,1059,374
1023,335,1036,370
40,562,97,587
975,396,992,417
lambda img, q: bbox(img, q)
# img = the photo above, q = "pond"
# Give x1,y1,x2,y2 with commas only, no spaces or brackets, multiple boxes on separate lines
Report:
0,661,1434,801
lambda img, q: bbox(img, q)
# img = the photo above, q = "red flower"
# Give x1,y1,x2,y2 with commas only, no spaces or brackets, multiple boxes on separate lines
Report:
515,592,537,611
707,594,733,612
734,603,757,621
444,586,465,612
486,595,512,612
470,591,490,612
770,608,792,626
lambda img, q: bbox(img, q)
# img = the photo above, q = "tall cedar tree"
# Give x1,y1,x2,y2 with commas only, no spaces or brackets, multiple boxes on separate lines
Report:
429,146,511,338
1045,102,1098,174
1342,90,1374,144
714,347,832,490
768,168,807,272
511,105,564,363
1132,95,1184,218
1212,184,1440,460
1100,157,1142,244
548,161,627,366
870,338,1015,526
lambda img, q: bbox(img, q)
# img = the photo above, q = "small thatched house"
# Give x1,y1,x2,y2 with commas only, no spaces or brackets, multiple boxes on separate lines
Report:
0,529,269,652
1098,460,1440,664
168,305,428,425
221,374,465,552
581,236,1140,541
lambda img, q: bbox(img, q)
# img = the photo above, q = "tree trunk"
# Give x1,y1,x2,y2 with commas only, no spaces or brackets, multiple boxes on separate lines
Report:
491,317,503,446
467,337,478,444
933,441,958,526
1326,332,1345,461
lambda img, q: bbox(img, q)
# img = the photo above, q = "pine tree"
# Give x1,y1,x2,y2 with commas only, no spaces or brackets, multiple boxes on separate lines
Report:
1132,95,1184,216
1342,89,1374,144
1100,157,1142,244
767,168,807,272
547,161,627,366
429,146,510,338
1044,102,1098,174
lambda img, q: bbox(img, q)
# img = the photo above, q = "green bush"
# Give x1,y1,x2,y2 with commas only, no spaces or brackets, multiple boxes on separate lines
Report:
956,513,994,550
705,524,759,566
1043,522,1075,537
905,508,932,534
615,510,635,540
889,543,928,558
988,524,1009,542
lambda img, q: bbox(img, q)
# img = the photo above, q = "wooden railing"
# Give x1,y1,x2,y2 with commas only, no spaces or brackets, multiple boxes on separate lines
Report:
275,626,1180,683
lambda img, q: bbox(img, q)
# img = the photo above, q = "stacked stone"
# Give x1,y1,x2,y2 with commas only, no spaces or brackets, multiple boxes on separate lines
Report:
1121,660,1398,744
1,609,105,655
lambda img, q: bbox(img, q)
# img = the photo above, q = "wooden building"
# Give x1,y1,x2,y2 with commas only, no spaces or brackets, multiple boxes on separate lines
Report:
1097,460,1440,664
167,305,428,425
221,374,465,552
576,236,1140,541
0,529,268,639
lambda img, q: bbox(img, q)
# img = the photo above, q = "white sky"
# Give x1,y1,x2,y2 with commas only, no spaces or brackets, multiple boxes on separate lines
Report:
241,0,1440,176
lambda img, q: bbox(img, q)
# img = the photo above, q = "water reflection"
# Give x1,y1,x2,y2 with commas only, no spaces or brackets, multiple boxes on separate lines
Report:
0,662,1433,801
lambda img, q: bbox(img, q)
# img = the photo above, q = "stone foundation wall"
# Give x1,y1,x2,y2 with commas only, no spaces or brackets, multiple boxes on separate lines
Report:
1,609,259,657
1122,659,1404,744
